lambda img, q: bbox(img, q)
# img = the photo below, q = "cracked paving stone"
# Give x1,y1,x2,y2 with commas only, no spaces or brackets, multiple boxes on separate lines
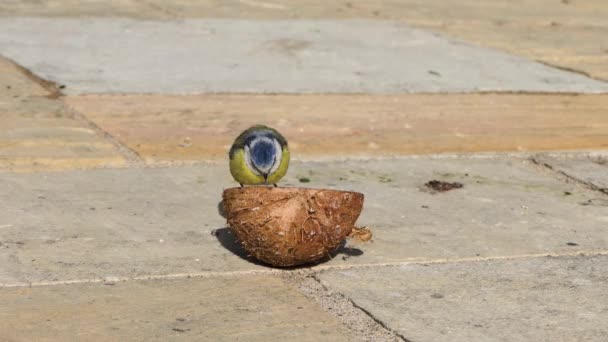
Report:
318,254,608,342
534,154,608,193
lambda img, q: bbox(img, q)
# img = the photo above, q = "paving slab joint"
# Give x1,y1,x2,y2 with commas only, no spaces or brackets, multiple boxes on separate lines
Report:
2,55,63,98
530,156,608,195
135,0,179,18
538,60,608,84
282,272,408,342
64,104,146,166
1,269,285,288
4,251,608,289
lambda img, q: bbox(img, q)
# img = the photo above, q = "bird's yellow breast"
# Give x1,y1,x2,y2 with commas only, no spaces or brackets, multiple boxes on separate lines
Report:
229,147,290,185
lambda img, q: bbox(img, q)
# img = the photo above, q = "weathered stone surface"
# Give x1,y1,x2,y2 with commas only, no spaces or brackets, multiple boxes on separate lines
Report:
359,0,608,81
1,18,606,94
0,97,125,172
65,94,608,163
0,165,239,285
318,254,608,342
0,276,356,341
3,1,607,80
311,157,608,264
1,158,607,285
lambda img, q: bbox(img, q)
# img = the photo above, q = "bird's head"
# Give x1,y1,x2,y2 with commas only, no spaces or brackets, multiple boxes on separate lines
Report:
243,130,284,183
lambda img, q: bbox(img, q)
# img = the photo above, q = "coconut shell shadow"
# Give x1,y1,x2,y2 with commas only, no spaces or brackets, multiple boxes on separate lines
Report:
222,187,367,267
213,227,365,267
217,200,227,218
212,227,268,266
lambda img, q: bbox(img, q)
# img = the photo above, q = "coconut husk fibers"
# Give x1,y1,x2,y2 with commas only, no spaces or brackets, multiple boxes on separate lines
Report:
222,187,368,267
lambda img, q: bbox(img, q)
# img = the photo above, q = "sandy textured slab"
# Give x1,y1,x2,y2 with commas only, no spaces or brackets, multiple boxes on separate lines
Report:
0,0,156,17
318,255,608,342
1,158,607,284
0,276,355,341
0,97,125,172
65,94,608,163
1,18,606,94
0,56,53,98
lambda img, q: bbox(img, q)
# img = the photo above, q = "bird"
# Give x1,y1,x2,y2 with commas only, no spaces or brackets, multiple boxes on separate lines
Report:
229,125,290,187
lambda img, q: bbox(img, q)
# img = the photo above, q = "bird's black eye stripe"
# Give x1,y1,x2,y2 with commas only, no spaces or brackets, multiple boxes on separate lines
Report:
244,132,280,147
243,135,258,147
263,132,287,147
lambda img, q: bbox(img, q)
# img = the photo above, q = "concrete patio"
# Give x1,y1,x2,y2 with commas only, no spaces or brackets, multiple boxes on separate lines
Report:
1,1,607,341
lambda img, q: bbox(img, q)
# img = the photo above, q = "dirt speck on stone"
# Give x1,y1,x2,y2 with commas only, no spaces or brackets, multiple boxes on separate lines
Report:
566,242,579,246
425,180,463,193
594,156,607,165
299,177,311,183
378,175,392,183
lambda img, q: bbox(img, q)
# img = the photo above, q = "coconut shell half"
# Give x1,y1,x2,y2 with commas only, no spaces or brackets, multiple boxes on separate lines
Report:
222,187,365,267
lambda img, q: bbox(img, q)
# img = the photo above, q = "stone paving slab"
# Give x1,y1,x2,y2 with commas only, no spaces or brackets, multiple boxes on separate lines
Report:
0,57,51,98
1,18,607,94
65,94,608,163
0,276,356,341
318,254,608,342
535,155,608,193
0,97,126,172
310,157,608,263
2,158,607,285
3,1,606,81
360,0,608,81
0,0,159,18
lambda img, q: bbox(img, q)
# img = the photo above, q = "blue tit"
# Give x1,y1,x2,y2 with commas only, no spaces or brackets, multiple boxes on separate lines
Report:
229,125,290,187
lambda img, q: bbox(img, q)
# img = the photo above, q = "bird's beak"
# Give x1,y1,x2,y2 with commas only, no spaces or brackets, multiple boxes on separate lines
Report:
263,174,268,184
